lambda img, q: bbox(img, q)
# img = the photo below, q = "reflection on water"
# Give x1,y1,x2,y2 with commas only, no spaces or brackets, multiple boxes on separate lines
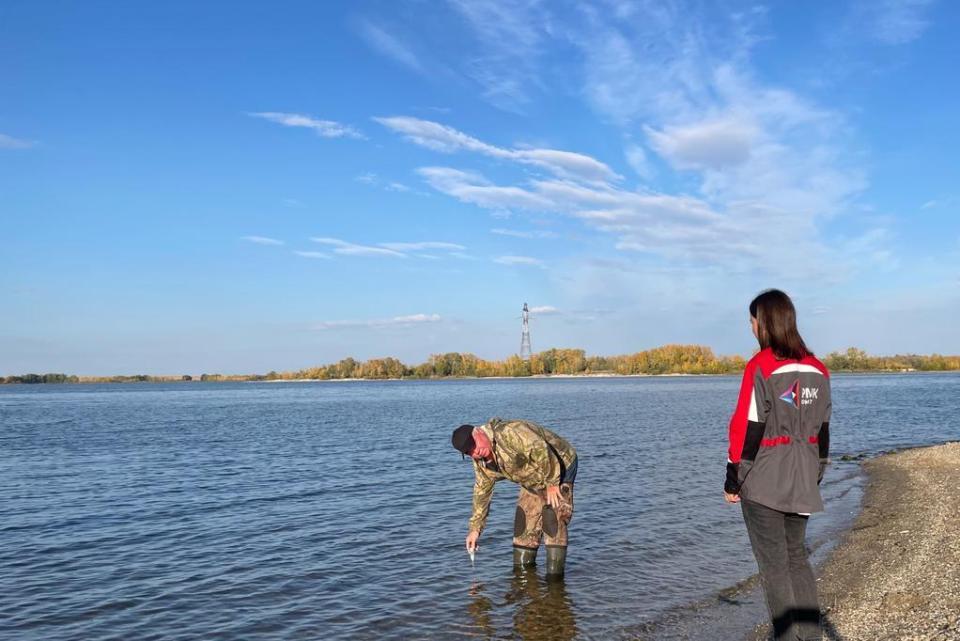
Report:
466,570,578,641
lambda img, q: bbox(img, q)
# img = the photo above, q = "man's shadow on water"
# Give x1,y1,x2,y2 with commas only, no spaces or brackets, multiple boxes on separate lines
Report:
467,568,578,641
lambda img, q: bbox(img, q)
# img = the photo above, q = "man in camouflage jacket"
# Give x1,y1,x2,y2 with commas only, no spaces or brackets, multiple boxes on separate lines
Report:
451,417,578,578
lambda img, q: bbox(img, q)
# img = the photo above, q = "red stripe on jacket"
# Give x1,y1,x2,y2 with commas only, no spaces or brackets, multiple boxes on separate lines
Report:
727,358,759,464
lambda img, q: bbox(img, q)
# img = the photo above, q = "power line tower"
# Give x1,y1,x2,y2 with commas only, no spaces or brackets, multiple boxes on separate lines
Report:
520,302,532,360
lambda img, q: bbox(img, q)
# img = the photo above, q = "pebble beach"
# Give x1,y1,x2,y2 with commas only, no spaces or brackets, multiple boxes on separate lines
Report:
815,441,960,640
747,442,960,641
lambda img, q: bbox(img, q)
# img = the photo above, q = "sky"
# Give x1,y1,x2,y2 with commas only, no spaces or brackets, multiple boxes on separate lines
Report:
2,0,959,375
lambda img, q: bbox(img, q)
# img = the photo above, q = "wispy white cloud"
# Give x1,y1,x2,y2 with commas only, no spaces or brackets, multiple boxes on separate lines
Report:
376,116,621,183
413,159,862,274
315,313,441,330
358,20,424,73
446,0,549,111
921,199,938,209
418,167,554,211
376,116,496,153
494,255,544,267
294,251,332,259
0,133,36,149
243,236,284,246
838,227,900,272
572,4,838,219
529,305,558,315
390,4,871,277
307,237,466,259
311,237,406,257
491,227,558,239
624,144,655,181
361,1,903,312
645,116,760,171
859,0,937,45
249,112,365,139
283,198,305,208
378,241,466,251
355,173,420,195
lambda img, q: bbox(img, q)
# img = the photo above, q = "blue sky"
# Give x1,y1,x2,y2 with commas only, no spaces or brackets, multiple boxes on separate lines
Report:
2,0,958,375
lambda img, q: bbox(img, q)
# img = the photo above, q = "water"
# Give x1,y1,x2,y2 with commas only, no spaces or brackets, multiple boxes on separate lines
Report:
1,374,957,641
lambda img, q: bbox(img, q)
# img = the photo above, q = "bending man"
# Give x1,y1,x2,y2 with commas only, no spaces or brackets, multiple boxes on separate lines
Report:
452,417,578,578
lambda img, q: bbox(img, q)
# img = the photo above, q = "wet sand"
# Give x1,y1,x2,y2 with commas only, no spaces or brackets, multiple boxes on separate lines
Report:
751,442,960,640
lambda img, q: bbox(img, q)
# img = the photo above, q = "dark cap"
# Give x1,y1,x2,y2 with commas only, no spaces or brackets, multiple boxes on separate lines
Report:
451,424,475,459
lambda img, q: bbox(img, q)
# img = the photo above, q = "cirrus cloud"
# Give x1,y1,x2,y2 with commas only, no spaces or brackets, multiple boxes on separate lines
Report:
315,313,441,330
494,255,544,267
249,112,365,139
242,236,284,246
311,237,406,257
376,116,620,183
0,133,36,149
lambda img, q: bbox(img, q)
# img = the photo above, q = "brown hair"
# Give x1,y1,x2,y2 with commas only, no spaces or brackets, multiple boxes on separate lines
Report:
749,289,811,360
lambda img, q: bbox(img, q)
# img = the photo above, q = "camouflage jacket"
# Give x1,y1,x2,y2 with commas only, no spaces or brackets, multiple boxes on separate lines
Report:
468,418,577,533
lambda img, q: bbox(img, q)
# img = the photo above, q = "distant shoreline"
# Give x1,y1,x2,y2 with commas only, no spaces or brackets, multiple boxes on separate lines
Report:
258,372,701,382
4,369,959,385
256,370,944,383
5,345,958,384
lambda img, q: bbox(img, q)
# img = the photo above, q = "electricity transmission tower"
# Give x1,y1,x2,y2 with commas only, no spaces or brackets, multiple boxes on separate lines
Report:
520,302,532,360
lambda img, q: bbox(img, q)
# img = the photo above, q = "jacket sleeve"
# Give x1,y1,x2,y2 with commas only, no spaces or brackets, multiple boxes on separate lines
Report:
468,464,496,533
726,360,767,493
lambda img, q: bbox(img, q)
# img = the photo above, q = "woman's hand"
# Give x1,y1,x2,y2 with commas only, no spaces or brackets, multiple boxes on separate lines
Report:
724,491,741,503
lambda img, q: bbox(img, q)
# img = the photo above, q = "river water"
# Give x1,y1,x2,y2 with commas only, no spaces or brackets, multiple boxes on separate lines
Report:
2,374,957,640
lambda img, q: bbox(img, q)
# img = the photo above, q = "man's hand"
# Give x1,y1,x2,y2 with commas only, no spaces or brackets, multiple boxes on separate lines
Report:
545,485,561,509
723,491,741,503
465,530,480,552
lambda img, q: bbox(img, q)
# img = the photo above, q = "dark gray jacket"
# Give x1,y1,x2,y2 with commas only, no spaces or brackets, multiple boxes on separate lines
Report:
725,348,832,514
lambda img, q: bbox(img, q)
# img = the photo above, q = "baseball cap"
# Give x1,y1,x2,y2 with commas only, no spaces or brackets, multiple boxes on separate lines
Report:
451,424,475,459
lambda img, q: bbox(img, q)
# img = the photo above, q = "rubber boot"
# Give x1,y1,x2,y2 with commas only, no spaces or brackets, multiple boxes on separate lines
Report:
545,546,567,580
513,545,537,568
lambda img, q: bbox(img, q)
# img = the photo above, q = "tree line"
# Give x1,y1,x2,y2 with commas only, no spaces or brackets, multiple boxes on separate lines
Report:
820,347,960,372
0,374,193,384
3,345,959,384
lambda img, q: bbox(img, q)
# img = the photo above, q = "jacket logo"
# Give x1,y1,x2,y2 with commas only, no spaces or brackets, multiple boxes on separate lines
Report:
801,386,819,406
780,380,819,408
779,380,800,408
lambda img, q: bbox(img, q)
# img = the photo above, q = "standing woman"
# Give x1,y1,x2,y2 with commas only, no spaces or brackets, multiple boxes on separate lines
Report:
724,289,831,641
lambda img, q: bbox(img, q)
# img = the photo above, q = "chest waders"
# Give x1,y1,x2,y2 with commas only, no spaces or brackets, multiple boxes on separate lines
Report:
504,422,574,580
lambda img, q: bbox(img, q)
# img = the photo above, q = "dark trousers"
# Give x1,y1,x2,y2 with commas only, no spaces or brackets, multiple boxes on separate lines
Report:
741,500,821,641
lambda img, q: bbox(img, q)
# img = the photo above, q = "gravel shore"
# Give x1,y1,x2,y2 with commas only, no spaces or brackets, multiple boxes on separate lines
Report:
745,442,960,641
815,442,960,640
